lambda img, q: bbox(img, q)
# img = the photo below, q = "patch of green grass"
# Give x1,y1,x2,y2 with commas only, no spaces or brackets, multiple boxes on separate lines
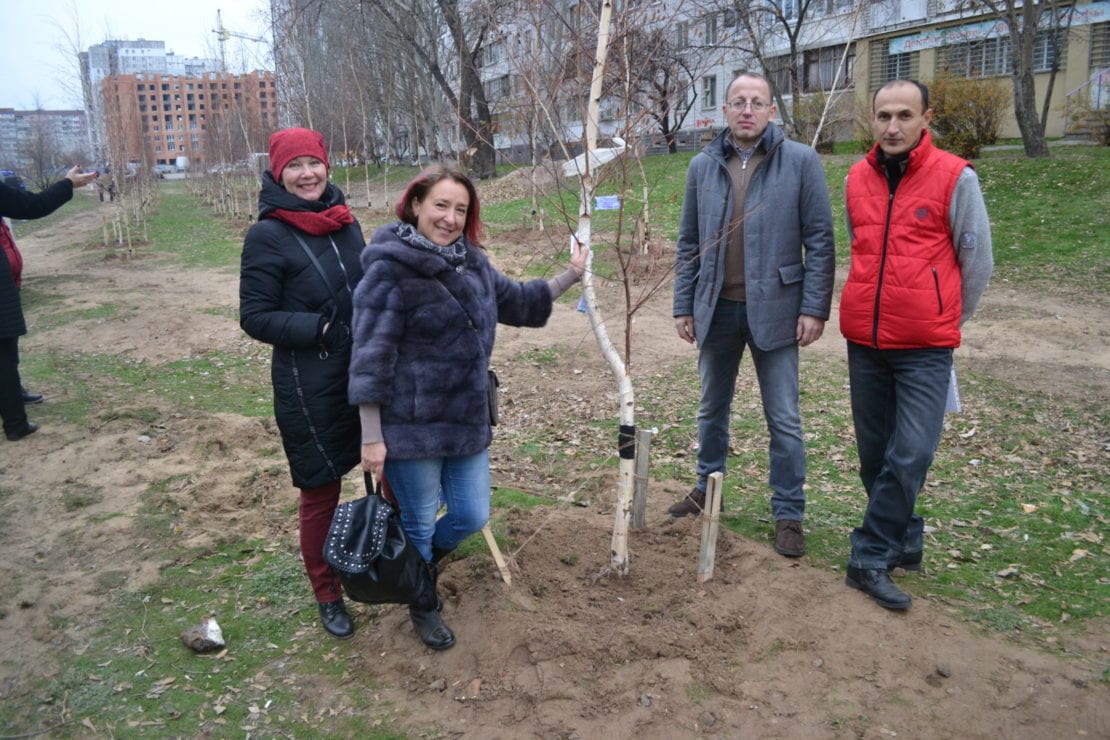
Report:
330,163,422,189
515,346,560,365
0,541,408,738
20,348,273,426
61,483,104,512
685,682,714,703
491,486,556,509
21,300,124,332
975,147,1110,288
146,183,244,269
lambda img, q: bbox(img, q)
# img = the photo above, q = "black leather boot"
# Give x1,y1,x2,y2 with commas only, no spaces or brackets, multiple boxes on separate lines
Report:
409,564,454,650
318,599,354,639
845,566,912,610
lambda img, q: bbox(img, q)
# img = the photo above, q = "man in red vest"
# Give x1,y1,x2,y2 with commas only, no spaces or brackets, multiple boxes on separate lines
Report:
840,79,993,609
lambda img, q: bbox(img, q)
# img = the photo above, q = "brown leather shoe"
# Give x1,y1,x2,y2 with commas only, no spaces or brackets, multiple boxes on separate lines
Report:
667,487,706,517
774,520,805,557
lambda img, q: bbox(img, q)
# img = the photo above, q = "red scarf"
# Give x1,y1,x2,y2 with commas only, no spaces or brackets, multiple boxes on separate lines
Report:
0,220,23,286
266,205,354,236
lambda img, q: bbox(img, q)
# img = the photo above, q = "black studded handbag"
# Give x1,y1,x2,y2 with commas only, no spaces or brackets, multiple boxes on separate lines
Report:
323,475,435,607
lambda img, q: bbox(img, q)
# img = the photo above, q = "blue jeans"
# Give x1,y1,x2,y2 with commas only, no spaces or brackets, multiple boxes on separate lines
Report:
384,450,490,562
847,342,952,569
696,299,806,521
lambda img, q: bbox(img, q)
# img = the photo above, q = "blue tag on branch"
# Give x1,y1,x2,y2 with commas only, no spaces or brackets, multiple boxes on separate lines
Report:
595,195,621,211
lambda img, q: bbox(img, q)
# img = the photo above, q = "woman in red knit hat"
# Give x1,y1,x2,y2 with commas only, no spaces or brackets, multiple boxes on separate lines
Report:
239,128,365,639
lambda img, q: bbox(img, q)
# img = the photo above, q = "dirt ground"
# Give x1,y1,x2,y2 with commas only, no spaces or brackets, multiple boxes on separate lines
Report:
1,192,1107,738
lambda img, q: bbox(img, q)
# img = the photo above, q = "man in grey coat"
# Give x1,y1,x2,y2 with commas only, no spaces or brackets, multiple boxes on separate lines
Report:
670,72,835,558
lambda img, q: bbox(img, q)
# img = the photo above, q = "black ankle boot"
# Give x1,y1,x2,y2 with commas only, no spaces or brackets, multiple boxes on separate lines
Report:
409,603,455,650
410,564,454,650
318,599,354,639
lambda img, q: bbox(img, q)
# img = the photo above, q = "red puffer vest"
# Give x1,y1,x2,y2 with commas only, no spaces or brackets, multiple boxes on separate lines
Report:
840,131,969,349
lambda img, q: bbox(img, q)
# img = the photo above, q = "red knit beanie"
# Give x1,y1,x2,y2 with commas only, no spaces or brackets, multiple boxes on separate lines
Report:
268,127,329,181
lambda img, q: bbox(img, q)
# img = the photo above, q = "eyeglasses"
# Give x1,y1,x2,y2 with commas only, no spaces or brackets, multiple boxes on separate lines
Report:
726,98,770,112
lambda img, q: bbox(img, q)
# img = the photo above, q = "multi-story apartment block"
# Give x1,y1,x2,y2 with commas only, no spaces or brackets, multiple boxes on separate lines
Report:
0,108,89,175
79,39,223,159
99,70,277,169
478,0,1109,159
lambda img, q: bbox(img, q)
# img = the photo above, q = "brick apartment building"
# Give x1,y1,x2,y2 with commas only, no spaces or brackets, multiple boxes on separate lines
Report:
99,69,276,170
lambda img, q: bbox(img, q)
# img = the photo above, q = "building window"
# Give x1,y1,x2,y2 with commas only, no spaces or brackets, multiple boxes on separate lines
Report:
779,0,798,22
701,75,717,109
676,22,688,49
767,55,793,97
803,43,855,92
940,37,1008,77
939,31,1063,79
869,43,919,89
704,13,718,45
1091,22,1110,69
481,41,504,67
485,74,511,100
1033,29,1066,72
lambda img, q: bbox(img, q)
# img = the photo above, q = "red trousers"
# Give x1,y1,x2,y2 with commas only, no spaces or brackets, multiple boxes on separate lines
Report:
299,480,343,603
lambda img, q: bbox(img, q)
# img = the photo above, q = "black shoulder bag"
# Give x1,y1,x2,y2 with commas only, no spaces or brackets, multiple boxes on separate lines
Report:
323,474,436,607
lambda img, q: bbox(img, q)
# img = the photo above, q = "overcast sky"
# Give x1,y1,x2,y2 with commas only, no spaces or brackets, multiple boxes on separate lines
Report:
0,0,271,110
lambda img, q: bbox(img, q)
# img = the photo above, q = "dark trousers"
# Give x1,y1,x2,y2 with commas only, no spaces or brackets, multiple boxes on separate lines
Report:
0,336,27,436
847,342,952,569
299,480,343,602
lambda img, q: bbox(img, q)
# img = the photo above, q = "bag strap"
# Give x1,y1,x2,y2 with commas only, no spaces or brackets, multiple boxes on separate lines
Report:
284,225,352,315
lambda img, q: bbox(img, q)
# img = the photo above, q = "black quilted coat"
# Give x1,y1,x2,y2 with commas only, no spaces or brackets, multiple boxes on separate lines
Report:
0,179,74,339
239,175,365,489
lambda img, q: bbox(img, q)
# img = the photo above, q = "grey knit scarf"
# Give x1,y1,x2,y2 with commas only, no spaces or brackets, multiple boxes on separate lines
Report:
397,222,467,267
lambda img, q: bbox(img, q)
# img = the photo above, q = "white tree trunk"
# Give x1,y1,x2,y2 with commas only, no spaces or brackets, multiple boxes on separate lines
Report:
575,0,635,576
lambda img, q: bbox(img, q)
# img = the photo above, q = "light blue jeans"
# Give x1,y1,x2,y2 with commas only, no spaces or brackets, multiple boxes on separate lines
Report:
384,450,490,561
696,299,806,521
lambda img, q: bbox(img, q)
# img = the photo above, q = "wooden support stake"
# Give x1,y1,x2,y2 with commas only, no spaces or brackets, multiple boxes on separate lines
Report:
696,472,724,583
482,524,512,586
631,428,652,529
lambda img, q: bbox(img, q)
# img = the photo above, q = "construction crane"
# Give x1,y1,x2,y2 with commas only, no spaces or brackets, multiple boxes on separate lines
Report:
212,9,266,72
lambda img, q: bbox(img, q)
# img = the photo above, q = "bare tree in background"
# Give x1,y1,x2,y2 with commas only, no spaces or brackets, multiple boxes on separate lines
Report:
953,0,1077,158
611,22,703,154
354,0,501,177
